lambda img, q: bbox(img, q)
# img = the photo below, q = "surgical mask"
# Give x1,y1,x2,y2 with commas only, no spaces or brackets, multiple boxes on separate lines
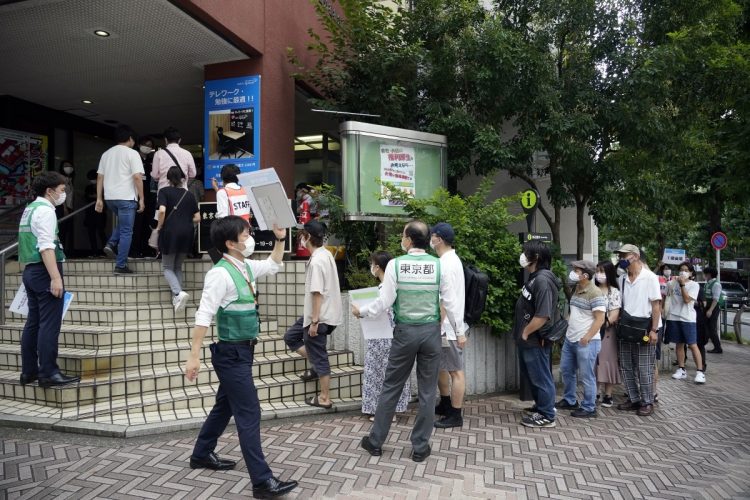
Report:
139,145,153,155
238,236,255,258
595,272,607,284
300,235,309,248
519,253,530,269
370,265,378,277
63,166,74,175
568,270,581,283
52,191,66,206
663,270,672,278
429,240,437,250
618,258,631,270
401,241,408,252
680,271,691,280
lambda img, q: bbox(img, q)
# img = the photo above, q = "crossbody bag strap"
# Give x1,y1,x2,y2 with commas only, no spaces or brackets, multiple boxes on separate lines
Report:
163,189,188,225
162,147,186,179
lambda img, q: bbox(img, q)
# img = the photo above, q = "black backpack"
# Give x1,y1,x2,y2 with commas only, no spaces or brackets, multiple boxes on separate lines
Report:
463,265,489,326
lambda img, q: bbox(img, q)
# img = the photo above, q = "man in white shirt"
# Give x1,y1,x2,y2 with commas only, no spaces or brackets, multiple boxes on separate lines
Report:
615,244,662,417
150,127,196,191
184,216,297,498
18,171,80,387
283,221,343,409
353,221,465,463
429,223,467,429
95,124,145,274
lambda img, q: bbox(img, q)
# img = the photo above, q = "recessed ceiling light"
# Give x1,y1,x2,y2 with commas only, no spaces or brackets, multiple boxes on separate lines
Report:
81,99,93,104
93,30,110,37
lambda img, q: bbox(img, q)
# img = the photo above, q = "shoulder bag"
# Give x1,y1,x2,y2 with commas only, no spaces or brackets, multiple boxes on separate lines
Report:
616,275,651,343
149,189,188,250
538,281,568,343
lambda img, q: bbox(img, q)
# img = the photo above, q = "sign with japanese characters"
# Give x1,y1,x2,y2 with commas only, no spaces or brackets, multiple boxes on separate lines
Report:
380,145,416,206
204,75,261,189
662,248,687,265
396,258,439,284
197,202,291,254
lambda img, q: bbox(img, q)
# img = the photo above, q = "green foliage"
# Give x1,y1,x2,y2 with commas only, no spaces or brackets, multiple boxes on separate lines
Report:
390,179,525,335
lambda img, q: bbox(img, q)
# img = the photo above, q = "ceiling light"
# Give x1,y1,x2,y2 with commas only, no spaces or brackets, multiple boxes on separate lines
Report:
81,99,93,104
93,30,110,37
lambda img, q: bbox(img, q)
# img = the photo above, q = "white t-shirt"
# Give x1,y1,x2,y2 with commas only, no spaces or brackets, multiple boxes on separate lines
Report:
304,246,343,328
666,279,699,323
566,281,607,342
97,145,145,201
439,249,466,340
620,267,663,327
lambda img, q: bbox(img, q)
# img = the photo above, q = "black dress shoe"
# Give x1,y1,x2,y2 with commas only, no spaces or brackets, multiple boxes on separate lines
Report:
20,373,38,385
38,372,80,388
433,413,463,429
360,436,382,456
707,349,723,354
189,451,236,470
411,445,431,462
252,476,298,498
113,266,134,274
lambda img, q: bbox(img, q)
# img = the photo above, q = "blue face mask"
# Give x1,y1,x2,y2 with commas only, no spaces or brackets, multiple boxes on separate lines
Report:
618,258,631,270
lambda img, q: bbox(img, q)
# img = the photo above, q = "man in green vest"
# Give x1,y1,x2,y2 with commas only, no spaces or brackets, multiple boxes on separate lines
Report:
352,221,465,462
184,216,297,499
703,267,723,353
18,171,80,388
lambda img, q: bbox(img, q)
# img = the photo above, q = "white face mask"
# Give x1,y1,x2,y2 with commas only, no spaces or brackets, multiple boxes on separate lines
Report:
400,240,408,252
595,272,607,284
52,190,66,206
370,265,378,277
63,166,74,175
519,253,530,269
680,271,691,280
238,236,255,258
663,270,672,278
139,145,153,155
569,270,581,283
300,235,309,248
429,240,437,250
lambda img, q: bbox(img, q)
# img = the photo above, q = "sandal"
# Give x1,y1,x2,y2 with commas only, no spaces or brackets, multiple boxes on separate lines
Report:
299,369,319,382
306,395,333,409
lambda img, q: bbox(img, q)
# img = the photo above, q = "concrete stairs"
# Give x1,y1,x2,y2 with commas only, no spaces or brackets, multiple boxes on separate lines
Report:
0,258,362,435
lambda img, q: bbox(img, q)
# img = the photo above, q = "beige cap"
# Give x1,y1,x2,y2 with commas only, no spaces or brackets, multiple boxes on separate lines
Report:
617,244,641,256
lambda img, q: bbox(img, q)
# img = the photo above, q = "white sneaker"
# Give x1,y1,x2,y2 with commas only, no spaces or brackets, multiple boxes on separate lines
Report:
173,291,189,312
672,368,687,380
694,371,706,384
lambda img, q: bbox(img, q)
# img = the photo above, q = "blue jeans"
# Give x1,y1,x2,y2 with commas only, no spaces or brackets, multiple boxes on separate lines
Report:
560,338,602,413
105,200,137,268
518,344,556,420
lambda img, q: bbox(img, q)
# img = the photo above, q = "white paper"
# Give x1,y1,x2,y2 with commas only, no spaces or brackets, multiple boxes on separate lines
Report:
662,248,687,265
350,287,393,340
9,284,74,321
237,168,297,230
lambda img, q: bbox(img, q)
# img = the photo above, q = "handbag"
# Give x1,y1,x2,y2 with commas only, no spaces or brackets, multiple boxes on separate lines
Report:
617,276,651,343
149,189,188,250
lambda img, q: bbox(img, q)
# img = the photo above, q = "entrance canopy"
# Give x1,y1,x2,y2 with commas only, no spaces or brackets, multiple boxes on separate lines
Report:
0,0,248,142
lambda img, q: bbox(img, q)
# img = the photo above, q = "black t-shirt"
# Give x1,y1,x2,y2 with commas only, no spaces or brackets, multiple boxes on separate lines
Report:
512,269,560,348
157,187,198,255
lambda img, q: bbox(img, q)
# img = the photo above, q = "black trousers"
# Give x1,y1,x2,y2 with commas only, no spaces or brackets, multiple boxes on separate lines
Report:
707,308,722,351
21,263,63,378
192,342,273,486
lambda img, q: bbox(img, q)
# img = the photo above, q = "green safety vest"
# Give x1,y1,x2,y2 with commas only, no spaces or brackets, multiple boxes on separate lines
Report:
392,253,441,324
215,259,259,341
705,278,725,307
18,201,65,264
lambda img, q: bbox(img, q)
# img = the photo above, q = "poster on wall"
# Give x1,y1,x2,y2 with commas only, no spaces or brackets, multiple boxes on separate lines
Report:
204,75,261,189
0,127,48,206
379,144,416,206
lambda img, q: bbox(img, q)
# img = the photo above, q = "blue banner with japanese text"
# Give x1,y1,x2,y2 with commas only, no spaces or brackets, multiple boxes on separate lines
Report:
204,75,261,189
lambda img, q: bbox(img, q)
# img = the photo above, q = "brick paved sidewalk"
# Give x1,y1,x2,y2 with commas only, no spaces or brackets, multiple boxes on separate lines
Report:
2,344,749,500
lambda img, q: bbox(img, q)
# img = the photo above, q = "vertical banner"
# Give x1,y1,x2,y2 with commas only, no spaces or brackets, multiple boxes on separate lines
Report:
204,75,261,189
0,127,48,206
379,144,416,206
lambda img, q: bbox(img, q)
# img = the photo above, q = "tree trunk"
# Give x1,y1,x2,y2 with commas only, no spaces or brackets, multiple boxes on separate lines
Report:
576,197,586,260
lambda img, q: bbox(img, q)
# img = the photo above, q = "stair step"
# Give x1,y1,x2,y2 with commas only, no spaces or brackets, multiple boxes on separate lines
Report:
0,342,353,379
6,302,201,326
0,363,363,410
4,272,206,290
0,320,280,349
5,287,204,306
60,258,214,274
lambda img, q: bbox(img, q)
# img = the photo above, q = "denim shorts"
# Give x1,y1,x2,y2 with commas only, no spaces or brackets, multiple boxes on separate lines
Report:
666,320,697,345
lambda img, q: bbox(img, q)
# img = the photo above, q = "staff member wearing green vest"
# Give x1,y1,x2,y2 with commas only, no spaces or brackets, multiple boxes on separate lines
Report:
18,171,80,388
184,216,297,499
353,221,465,463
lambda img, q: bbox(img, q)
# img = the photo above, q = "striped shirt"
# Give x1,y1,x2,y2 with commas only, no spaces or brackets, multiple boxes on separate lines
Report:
566,280,607,342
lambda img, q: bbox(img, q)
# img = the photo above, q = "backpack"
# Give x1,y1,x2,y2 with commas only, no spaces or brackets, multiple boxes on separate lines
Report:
463,265,489,326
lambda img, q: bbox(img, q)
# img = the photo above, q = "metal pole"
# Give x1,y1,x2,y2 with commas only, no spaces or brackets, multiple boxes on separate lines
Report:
0,253,5,326
716,248,721,282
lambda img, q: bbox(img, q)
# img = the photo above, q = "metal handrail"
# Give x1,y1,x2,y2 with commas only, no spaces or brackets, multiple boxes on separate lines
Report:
0,201,95,324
